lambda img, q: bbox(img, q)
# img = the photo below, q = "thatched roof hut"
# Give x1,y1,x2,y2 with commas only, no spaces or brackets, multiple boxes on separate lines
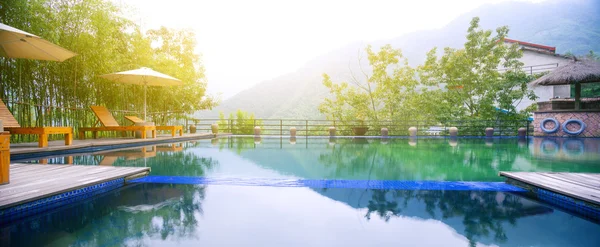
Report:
530,58,600,86
529,58,600,110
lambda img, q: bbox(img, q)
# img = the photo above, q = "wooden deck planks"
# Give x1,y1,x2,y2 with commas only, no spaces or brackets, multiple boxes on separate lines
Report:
500,172,600,206
539,173,600,189
0,164,149,210
1,168,141,203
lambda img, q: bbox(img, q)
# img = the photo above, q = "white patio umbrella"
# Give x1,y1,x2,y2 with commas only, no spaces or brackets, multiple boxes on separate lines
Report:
99,67,182,119
0,22,77,61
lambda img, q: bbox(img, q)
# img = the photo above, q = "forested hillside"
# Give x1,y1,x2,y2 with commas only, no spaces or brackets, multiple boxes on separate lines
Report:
198,0,600,119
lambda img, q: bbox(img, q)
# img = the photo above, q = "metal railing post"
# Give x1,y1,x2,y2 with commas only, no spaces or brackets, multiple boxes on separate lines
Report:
280,119,283,136
305,120,308,136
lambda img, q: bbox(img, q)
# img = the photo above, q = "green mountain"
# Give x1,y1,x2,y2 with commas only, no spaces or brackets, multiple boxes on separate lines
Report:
198,0,600,119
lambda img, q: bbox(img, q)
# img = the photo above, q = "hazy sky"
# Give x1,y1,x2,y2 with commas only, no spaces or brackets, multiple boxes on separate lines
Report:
120,0,543,99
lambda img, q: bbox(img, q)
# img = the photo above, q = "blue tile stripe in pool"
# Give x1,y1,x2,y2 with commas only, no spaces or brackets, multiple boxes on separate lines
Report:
130,176,527,192
0,178,125,223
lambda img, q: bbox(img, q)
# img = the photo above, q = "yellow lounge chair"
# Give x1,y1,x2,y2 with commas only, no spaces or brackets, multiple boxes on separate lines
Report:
0,100,72,147
79,106,156,139
124,116,183,137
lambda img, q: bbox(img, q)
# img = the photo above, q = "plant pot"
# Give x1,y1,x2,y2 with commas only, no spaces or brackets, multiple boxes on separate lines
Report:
211,123,219,134
352,126,369,136
352,137,369,144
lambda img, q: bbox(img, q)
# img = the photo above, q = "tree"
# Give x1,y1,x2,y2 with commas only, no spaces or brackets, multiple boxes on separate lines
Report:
318,45,419,125
0,0,217,141
586,50,600,60
418,17,536,121
318,17,537,125
577,51,600,97
145,27,217,125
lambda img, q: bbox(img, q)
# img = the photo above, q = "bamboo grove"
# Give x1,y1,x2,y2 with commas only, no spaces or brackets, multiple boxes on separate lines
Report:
0,0,216,141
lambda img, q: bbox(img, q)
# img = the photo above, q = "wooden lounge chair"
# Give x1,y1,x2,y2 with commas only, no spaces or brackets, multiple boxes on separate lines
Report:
0,100,72,147
79,106,156,139
102,146,156,160
156,142,184,152
98,156,118,166
124,116,183,137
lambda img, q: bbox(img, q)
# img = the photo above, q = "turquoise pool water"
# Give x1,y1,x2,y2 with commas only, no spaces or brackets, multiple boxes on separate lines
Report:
3,137,600,246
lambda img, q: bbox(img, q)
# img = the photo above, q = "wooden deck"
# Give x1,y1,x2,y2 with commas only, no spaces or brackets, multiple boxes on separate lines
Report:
500,172,600,206
0,163,149,210
9,133,223,157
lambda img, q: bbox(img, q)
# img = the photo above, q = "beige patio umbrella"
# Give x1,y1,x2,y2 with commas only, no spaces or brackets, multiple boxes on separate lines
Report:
529,58,600,109
0,23,76,186
0,22,77,61
99,67,182,119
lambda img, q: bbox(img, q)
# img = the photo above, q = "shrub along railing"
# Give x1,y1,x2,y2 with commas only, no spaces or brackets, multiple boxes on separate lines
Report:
188,119,533,137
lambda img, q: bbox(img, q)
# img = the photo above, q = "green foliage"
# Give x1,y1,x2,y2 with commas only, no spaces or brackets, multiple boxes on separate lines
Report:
218,112,227,126
218,110,262,134
569,51,600,98
0,0,216,129
319,45,419,124
419,17,536,121
320,17,536,123
587,50,600,60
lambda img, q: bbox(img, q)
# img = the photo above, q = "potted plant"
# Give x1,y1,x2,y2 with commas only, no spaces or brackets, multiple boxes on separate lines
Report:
352,126,369,136
351,116,369,136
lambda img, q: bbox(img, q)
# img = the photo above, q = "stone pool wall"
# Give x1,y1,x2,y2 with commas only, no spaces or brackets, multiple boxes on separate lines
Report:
533,111,600,137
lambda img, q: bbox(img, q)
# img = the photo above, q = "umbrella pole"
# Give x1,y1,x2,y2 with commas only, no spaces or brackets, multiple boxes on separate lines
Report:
575,82,581,110
144,83,147,120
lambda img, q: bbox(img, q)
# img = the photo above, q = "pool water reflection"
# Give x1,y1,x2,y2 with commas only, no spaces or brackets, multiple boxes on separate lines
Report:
23,137,600,182
2,184,599,247
6,137,600,247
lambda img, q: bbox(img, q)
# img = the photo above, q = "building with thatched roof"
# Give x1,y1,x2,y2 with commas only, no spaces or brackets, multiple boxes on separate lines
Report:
529,58,600,137
500,39,573,111
529,58,600,87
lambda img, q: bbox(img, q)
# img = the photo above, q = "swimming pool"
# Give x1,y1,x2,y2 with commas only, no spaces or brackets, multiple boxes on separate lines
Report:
3,137,600,246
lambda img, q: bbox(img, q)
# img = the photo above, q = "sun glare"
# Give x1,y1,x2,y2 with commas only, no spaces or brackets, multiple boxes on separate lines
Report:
120,0,543,99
